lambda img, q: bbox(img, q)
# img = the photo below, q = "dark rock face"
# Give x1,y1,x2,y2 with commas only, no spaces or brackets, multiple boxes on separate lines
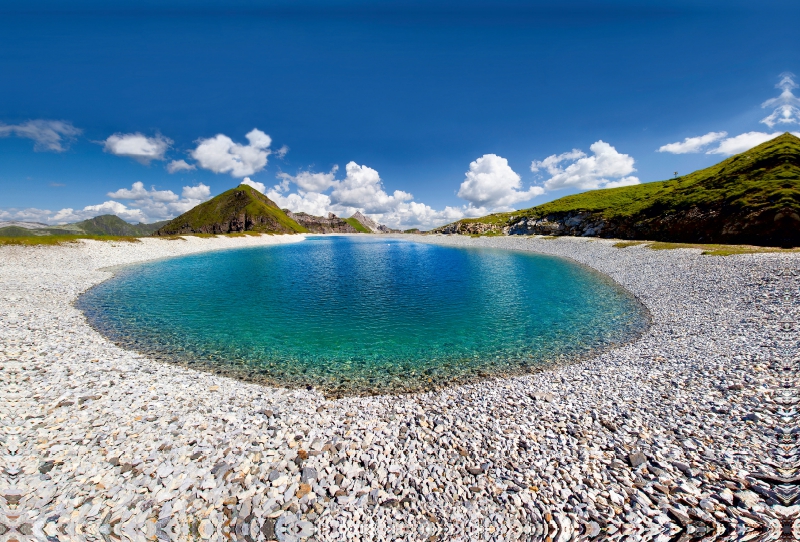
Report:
160,212,286,235
437,222,499,235
284,211,359,234
506,205,800,247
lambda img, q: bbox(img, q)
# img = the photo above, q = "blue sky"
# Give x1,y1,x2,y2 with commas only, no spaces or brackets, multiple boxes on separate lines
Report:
1,0,799,228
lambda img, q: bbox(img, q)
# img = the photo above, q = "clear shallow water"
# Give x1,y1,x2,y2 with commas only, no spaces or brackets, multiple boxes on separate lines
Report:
78,236,648,396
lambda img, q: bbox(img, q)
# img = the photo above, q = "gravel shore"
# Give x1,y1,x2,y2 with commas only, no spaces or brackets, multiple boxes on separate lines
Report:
2,234,797,541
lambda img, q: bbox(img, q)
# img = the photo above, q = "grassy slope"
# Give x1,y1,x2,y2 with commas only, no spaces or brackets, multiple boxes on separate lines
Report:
455,132,800,227
75,215,169,236
0,225,77,237
1,215,169,238
157,185,308,234
0,234,141,246
343,217,371,233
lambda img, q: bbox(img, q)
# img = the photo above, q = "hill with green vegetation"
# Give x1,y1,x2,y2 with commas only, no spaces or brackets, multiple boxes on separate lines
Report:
343,217,372,233
155,184,308,235
436,132,800,247
74,215,168,236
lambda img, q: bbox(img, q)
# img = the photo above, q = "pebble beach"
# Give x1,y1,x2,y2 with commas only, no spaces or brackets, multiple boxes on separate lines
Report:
2,234,797,541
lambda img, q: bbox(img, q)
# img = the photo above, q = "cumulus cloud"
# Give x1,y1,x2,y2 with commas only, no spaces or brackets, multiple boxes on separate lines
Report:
0,207,59,223
50,201,149,224
241,177,267,194
0,120,81,152
101,181,212,220
330,162,414,213
374,202,466,230
103,133,172,164
167,159,196,173
457,154,543,210
266,188,334,217
191,129,273,177
261,161,469,230
532,141,639,191
657,131,728,154
10,181,216,224
278,166,339,192
276,145,289,159
706,131,785,155
761,73,800,128
181,184,211,201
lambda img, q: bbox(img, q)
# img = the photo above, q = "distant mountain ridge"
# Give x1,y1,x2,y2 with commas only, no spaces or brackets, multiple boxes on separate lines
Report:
1,184,396,239
0,215,168,238
435,132,800,247
155,182,394,236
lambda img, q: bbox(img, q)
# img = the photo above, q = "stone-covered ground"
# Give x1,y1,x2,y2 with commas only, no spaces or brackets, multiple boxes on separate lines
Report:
1,234,797,541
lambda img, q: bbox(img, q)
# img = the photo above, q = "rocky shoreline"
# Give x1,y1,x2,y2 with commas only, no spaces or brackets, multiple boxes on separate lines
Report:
2,234,797,541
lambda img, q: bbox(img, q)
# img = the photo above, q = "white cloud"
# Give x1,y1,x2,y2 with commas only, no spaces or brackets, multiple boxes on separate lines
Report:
706,131,784,155
533,141,639,191
103,133,172,164
99,181,212,221
107,181,178,202
191,128,273,177
0,207,58,223
457,154,543,209
51,201,148,224
7,181,216,224
0,120,81,152
262,161,471,230
241,177,267,194
529,149,586,172
276,145,289,158
371,202,466,230
278,166,339,192
761,73,800,128
330,162,413,213
167,159,196,173
657,131,728,154
266,188,333,217
181,184,211,201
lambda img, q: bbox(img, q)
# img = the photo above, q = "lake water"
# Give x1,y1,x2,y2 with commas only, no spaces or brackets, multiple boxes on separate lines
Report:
78,236,648,396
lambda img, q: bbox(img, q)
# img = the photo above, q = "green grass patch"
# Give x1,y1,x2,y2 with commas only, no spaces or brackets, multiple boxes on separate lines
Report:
611,239,799,256
613,241,647,248
0,235,141,246
646,242,799,256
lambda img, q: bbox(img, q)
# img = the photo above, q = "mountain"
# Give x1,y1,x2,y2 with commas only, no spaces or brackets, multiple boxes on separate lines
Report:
74,215,168,236
155,184,307,235
0,215,167,237
284,211,367,234
350,210,381,233
435,132,800,247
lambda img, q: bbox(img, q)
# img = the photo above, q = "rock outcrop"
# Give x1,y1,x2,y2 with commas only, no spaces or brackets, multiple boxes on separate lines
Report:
350,211,381,233
284,212,360,234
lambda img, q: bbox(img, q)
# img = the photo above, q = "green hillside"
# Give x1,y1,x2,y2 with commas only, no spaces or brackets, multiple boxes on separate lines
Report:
0,215,167,238
343,217,372,233
439,132,800,247
75,215,168,236
156,184,308,235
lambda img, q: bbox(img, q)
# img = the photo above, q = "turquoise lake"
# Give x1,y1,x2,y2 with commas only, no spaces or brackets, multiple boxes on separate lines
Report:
78,236,648,396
